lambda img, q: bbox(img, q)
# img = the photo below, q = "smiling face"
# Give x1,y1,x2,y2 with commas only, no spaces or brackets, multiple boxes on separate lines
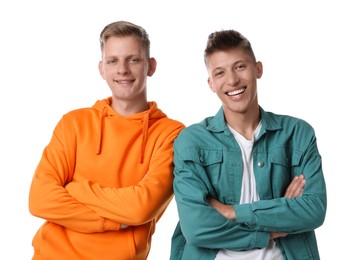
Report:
207,47,263,121
99,35,156,107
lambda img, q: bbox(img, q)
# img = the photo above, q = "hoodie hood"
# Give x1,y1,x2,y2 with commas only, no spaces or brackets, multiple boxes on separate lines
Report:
93,97,167,163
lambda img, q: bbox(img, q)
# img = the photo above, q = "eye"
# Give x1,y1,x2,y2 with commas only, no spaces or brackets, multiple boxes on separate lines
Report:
213,71,224,77
235,64,246,71
128,57,141,63
106,59,117,65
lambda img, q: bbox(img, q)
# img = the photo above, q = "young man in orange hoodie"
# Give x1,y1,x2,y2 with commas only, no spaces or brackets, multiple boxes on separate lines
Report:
29,20,184,260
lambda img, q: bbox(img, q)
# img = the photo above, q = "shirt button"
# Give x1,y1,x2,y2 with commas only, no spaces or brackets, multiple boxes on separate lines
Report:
257,161,264,167
199,157,203,162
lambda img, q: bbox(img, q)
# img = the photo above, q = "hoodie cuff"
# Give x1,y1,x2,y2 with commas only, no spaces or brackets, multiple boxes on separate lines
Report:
102,218,120,231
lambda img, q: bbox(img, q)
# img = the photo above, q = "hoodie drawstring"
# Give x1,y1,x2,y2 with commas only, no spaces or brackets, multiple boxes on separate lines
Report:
95,104,150,162
140,111,150,163
96,106,108,155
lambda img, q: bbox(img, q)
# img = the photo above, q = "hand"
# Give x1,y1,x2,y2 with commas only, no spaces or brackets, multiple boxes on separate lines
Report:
284,174,306,198
270,232,287,240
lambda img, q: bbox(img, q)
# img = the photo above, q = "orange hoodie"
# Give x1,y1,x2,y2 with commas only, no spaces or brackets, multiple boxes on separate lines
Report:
29,98,184,260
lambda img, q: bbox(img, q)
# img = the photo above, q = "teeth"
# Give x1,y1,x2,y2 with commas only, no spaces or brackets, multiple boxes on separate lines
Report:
114,80,132,84
227,87,246,96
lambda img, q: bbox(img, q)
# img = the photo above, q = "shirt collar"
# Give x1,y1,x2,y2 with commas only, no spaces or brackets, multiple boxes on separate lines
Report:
206,106,282,134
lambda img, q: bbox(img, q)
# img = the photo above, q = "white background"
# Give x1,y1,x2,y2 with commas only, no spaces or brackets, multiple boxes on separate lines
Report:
0,0,353,259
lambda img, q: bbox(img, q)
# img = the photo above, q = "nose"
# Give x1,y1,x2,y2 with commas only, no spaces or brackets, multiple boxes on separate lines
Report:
227,70,240,86
116,61,129,74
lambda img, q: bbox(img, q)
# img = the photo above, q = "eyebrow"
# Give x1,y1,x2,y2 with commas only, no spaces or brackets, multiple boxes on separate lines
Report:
211,60,246,72
103,53,143,60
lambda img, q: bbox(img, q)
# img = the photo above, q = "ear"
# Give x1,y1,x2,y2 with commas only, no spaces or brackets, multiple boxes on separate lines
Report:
208,77,216,93
98,61,105,79
256,61,263,79
147,57,157,76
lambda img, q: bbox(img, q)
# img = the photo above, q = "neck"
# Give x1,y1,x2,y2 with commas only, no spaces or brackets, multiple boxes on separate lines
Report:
111,99,149,116
225,106,260,140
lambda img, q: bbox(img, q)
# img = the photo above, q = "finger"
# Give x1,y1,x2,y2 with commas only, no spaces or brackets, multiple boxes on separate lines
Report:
291,175,305,197
284,176,300,198
293,178,306,197
285,175,305,198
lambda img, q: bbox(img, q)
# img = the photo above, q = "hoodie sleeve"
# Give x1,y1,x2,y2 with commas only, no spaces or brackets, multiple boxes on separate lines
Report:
65,124,184,225
29,118,119,233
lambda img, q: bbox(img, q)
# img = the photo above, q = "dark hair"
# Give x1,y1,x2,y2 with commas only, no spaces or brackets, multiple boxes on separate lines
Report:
204,30,256,65
99,21,150,58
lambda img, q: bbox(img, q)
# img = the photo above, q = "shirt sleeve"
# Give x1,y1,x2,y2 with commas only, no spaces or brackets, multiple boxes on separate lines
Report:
235,134,327,234
173,143,270,251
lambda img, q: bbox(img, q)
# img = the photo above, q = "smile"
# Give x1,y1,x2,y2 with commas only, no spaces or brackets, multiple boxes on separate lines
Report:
114,79,134,84
226,87,246,96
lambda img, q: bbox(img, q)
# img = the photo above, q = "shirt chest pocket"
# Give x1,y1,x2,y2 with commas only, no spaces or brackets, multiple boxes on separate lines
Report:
270,148,303,168
269,148,303,193
179,148,230,197
178,148,224,185
179,148,223,166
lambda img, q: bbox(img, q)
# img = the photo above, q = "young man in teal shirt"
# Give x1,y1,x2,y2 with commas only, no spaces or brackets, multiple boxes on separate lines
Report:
170,29,326,260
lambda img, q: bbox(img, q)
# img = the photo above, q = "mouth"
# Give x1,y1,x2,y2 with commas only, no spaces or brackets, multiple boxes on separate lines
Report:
226,87,246,96
114,79,134,84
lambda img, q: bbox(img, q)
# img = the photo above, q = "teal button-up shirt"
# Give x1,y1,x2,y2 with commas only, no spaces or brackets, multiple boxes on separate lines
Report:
171,107,326,260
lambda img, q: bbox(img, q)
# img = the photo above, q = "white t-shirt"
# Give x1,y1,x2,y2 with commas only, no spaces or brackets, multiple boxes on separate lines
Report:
215,122,283,260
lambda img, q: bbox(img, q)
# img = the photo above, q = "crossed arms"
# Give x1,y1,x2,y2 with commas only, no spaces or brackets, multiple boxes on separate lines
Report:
29,119,181,233
208,174,306,240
